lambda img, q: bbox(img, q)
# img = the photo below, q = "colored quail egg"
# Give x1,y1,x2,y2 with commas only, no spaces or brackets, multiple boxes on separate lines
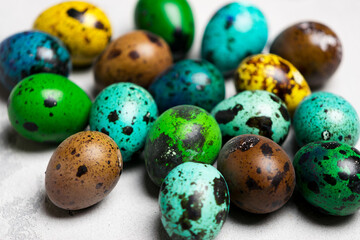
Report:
294,141,360,216
149,59,225,112
211,90,290,145
34,1,112,67
270,21,342,88
293,92,360,147
94,30,173,89
0,31,71,91
201,2,268,74
159,162,230,240
234,53,311,115
135,0,195,60
45,131,123,210
144,105,222,186
89,82,158,162
7,73,92,143
217,134,295,214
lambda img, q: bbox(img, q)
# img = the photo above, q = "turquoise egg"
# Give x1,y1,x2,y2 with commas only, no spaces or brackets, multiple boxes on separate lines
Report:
89,83,158,162
159,162,230,239
201,2,268,74
149,59,225,112
293,92,360,147
211,90,290,144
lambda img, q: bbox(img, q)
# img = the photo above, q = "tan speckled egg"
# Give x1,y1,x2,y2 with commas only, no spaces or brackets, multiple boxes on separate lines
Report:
94,30,173,89
45,131,123,210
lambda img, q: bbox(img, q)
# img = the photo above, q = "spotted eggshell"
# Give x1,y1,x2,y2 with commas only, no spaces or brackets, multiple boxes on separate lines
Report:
90,83,158,162
217,134,295,214
144,105,222,186
234,53,311,115
0,31,71,91
94,30,173,89
34,1,112,66
149,59,225,112
201,2,268,74
45,131,123,210
294,141,360,216
293,92,360,147
7,73,92,142
211,90,290,144
159,162,230,239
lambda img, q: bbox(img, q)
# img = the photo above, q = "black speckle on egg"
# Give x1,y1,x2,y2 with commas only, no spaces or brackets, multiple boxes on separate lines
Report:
215,104,243,124
122,126,133,135
246,116,273,139
44,97,57,108
108,110,119,123
23,122,38,132
213,177,227,205
76,165,88,177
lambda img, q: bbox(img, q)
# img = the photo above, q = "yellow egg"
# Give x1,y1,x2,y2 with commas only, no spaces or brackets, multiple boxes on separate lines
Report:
34,1,112,67
234,53,311,115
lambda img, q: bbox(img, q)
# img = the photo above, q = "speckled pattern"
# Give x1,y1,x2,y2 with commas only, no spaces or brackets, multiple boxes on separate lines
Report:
34,1,112,66
135,0,195,60
294,141,360,216
234,53,311,115
217,134,295,214
0,31,71,91
94,30,173,89
270,21,342,88
293,92,360,147
144,105,222,186
90,83,158,162
211,90,290,145
45,131,123,210
7,73,92,143
149,59,225,112
201,2,268,74
159,162,230,240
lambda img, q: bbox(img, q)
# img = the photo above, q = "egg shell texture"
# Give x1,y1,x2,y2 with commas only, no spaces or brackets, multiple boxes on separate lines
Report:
7,73,92,142
293,141,360,216
94,30,173,88
159,162,230,240
234,53,311,115
149,59,225,112
217,134,295,214
144,105,222,186
211,90,290,144
0,31,71,91
270,21,342,88
201,2,268,74
293,91,360,147
135,0,195,60
45,131,123,210
90,82,158,162
34,1,112,66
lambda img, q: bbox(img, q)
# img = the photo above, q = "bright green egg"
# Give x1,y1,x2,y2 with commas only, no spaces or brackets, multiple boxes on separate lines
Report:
134,0,195,60
7,73,92,142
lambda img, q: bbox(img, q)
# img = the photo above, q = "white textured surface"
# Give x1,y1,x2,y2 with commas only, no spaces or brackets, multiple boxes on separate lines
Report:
0,0,360,239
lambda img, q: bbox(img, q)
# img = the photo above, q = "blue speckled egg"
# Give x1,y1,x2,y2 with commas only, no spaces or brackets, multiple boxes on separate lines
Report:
211,90,290,144
0,31,71,91
149,59,225,112
293,92,360,147
159,162,230,240
90,83,158,162
201,2,268,74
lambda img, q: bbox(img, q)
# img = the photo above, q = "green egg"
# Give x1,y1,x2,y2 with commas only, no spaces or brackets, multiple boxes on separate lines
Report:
7,73,92,142
134,0,195,60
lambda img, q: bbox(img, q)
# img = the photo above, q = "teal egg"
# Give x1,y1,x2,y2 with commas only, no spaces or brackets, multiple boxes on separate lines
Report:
211,90,290,144
89,83,158,162
294,141,360,216
293,92,360,147
201,2,268,74
159,162,230,239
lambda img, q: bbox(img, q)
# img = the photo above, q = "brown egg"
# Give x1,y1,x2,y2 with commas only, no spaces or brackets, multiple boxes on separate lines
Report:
45,131,123,210
217,134,295,214
94,30,173,88
270,21,342,88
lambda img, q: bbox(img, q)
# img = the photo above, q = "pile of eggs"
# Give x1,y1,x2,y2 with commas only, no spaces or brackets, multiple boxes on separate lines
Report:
1,0,359,239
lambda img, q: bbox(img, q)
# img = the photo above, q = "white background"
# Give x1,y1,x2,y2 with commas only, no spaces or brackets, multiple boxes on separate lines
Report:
0,0,360,239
